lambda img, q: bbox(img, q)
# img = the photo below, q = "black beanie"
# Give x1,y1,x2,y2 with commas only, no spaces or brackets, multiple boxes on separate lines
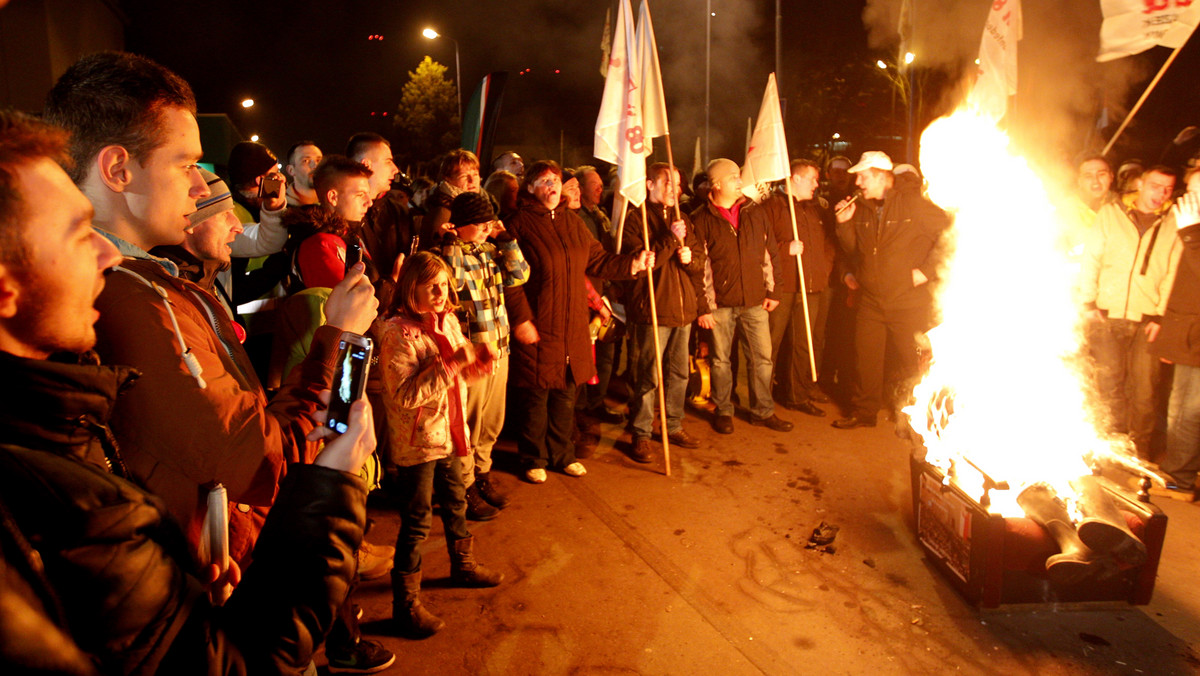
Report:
450,192,495,227
228,141,277,188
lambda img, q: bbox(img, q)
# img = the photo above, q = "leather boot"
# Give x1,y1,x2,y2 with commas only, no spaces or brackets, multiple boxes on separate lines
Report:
392,570,444,638
465,483,500,521
448,536,505,588
1070,475,1148,567
1016,483,1102,585
476,472,510,509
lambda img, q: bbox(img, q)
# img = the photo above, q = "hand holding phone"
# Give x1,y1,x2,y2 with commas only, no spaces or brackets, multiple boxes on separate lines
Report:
327,333,373,434
344,242,363,276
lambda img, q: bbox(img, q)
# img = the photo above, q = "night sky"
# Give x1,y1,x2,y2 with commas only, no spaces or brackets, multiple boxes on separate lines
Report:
121,1,1200,178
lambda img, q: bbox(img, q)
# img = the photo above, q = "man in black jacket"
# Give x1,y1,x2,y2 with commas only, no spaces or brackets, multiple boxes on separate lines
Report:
0,108,377,674
621,163,708,462
833,152,950,429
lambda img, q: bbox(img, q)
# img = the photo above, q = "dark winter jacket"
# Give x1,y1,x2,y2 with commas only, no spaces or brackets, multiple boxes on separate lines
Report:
1150,223,1200,367
759,192,836,294
0,349,365,675
620,201,709,326
505,193,638,389
835,181,951,311
691,197,782,309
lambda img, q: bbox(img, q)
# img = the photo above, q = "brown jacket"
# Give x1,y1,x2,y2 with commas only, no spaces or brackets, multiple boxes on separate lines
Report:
759,192,836,294
93,251,338,567
505,193,637,389
620,201,709,326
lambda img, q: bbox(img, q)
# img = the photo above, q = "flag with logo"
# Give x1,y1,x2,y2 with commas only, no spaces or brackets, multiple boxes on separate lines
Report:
967,0,1022,121
594,0,646,206
740,73,790,197
1098,0,1200,62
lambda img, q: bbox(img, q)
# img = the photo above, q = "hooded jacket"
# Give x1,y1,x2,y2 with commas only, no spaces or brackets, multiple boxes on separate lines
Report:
0,349,365,675
835,179,951,311
620,201,709,326
504,192,637,390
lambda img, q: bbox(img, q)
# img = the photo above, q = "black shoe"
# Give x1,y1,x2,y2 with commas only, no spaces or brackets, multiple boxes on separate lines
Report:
808,390,831,404
750,414,793,432
476,472,509,509
667,429,701,448
585,405,626,424
714,414,734,434
630,438,655,463
784,400,826,417
327,638,396,674
832,416,876,429
465,483,500,521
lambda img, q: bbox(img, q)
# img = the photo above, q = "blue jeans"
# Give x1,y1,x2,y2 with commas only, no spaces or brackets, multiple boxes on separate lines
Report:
393,455,471,574
711,305,775,419
629,323,691,439
1165,363,1200,487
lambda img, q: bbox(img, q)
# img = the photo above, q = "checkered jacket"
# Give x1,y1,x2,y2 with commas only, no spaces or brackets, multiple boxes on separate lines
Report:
440,237,529,356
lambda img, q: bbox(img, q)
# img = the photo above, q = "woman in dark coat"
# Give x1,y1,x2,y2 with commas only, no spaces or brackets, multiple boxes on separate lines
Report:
505,161,652,482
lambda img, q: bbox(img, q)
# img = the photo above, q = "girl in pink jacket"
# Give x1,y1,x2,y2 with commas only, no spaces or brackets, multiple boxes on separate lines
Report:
379,252,504,638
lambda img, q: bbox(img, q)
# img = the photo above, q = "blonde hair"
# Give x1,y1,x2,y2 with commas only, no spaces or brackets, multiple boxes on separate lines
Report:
387,251,459,319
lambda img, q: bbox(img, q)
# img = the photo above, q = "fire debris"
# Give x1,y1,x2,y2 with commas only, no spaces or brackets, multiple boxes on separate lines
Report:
805,521,839,554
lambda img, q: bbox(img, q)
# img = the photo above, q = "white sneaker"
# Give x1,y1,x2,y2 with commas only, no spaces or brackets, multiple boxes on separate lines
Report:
525,468,547,484
563,462,587,477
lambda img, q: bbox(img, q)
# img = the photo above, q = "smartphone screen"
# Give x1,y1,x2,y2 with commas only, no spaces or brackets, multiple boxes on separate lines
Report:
344,242,363,275
326,334,373,434
259,176,283,199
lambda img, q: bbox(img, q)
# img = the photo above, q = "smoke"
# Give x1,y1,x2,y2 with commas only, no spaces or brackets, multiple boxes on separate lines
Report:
860,0,1156,179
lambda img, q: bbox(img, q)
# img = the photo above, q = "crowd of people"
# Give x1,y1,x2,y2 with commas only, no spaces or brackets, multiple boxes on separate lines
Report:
3,48,1200,675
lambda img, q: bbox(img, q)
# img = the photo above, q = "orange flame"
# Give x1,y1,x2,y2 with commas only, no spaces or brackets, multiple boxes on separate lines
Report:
905,109,1136,516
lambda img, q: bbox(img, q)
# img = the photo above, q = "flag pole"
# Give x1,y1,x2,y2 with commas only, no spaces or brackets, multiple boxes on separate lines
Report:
782,176,817,382
639,202,671,476
614,193,629,253
1102,40,1189,156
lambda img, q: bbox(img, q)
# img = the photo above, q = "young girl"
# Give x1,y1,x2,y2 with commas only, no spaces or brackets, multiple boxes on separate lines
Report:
380,252,504,638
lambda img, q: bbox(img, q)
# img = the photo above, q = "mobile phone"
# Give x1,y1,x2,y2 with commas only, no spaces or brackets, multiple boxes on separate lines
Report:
344,242,363,275
326,333,373,434
259,175,283,199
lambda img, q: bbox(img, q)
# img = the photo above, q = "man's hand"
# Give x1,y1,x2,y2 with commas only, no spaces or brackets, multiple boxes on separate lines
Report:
844,272,860,290
696,313,716,330
631,249,656,275
1146,321,1161,343
513,320,540,345
788,240,803,256
309,392,377,473
677,245,692,265
324,263,379,335
262,170,287,212
201,558,242,607
763,298,780,312
1083,308,1104,322
670,219,687,241
598,301,612,322
1172,191,1200,230
912,268,928,287
390,252,406,283
835,197,856,223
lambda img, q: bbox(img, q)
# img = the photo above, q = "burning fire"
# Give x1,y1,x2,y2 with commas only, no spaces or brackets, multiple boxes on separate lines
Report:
906,108,1138,517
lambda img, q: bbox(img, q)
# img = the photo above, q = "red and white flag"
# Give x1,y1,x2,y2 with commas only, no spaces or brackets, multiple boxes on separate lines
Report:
594,0,646,206
741,73,790,197
967,0,1022,122
1097,0,1200,62
636,0,668,155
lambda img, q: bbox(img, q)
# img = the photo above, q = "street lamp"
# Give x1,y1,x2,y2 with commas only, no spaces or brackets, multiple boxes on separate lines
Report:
422,27,462,122
241,98,254,108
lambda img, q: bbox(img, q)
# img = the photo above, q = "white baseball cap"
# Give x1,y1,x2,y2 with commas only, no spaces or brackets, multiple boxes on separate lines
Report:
847,151,894,174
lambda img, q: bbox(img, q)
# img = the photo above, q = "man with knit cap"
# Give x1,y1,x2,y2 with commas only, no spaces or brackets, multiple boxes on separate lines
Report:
692,158,793,435
440,191,529,520
833,151,950,430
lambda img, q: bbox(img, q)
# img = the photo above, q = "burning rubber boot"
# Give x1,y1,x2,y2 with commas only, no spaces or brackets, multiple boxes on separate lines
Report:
1069,475,1148,568
1016,483,1103,585
449,536,505,588
392,570,445,638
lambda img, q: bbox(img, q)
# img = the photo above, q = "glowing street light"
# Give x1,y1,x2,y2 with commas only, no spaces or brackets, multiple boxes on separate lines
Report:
904,51,915,65
832,132,841,140
422,27,461,122
250,134,260,142
241,98,254,108
876,59,888,70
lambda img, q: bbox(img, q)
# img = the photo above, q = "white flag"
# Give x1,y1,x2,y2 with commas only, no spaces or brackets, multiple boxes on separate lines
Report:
594,0,646,206
637,0,668,154
741,73,790,197
967,0,1022,122
1097,0,1200,62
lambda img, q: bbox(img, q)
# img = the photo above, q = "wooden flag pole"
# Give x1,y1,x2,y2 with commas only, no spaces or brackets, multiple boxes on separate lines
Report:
640,201,671,476
782,175,818,382
1102,40,1189,157
663,133,683,223
614,193,629,253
